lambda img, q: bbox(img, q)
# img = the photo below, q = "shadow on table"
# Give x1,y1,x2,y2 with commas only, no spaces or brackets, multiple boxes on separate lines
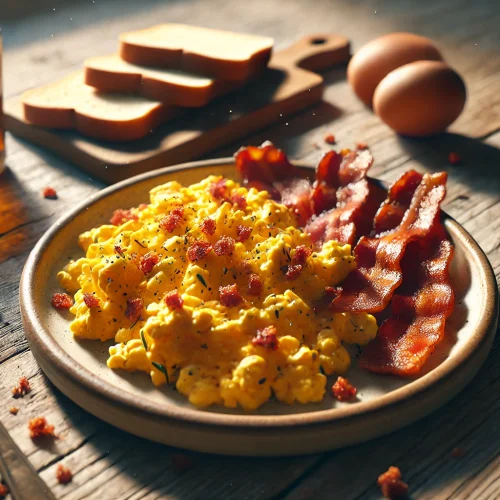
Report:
397,132,500,196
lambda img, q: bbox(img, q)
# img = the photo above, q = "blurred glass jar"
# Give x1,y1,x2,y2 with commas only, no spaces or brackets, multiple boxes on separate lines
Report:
0,33,4,174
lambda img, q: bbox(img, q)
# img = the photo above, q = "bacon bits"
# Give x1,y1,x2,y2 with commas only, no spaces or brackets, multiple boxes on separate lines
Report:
114,245,125,256
377,466,408,499
0,484,8,498
332,376,357,401
138,251,159,275
219,284,243,307
125,297,143,323
293,245,312,265
209,179,230,200
232,193,247,210
9,407,19,415
83,293,100,308
285,264,303,280
12,376,31,398
357,142,368,150
214,236,235,256
200,217,216,235
248,273,263,296
252,325,279,350
110,208,138,226
51,292,74,310
159,206,184,233
28,417,56,440
42,186,58,199
56,464,73,484
187,241,212,261
324,133,336,144
448,151,461,165
237,225,252,242
165,290,184,310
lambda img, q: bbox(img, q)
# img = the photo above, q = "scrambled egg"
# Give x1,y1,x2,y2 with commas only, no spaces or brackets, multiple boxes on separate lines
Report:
58,176,377,410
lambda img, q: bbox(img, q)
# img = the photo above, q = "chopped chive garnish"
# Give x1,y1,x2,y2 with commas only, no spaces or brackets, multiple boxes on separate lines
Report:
152,361,170,384
196,273,207,287
319,365,326,375
275,309,280,319
134,239,146,248
140,330,148,350
129,316,141,330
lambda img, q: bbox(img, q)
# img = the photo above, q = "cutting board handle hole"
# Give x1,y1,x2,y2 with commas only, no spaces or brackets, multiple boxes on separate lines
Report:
310,38,327,45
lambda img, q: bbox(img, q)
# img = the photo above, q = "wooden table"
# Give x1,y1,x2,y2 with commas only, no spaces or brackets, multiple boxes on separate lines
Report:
1,1,500,498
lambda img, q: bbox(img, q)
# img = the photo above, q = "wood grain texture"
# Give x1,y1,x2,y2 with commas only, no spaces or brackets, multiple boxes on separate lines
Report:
1,0,500,498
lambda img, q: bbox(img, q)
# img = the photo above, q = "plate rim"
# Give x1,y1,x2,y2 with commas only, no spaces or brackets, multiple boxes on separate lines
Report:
20,157,499,429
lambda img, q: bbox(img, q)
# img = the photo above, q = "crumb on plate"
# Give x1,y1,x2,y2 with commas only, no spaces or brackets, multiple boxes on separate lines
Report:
332,376,357,401
9,407,19,415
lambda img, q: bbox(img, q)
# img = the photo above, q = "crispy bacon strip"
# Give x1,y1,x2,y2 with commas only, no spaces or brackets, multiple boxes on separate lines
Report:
306,150,385,245
373,170,423,235
235,141,301,184
307,179,386,246
359,227,454,376
331,172,448,313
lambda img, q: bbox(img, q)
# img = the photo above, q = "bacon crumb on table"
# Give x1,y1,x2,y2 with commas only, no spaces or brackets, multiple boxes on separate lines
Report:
452,447,466,458
0,484,8,498
171,453,194,473
165,289,184,310
252,325,279,350
219,284,243,307
12,376,31,398
331,376,357,401
56,464,73,484
51,292,74,310
324,133,336,144
42,186,58,199
28,417,56,440
448,152,461,165
377,466,409,499
9,407,19,415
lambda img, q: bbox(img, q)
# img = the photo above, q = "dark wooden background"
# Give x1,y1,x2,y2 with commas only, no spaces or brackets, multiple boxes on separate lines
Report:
1,0,500,498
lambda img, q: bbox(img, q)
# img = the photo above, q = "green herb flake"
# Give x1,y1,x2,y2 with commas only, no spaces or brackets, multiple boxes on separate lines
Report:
140,330,148,351
196,273,207,287
152,361,170,384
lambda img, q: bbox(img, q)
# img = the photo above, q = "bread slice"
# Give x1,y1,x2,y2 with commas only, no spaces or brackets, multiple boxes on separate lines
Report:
119,24,274,81
84,54,237,106
22,72,178,142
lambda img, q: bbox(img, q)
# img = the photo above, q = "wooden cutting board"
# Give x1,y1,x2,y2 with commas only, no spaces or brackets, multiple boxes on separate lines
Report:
4,34,350,183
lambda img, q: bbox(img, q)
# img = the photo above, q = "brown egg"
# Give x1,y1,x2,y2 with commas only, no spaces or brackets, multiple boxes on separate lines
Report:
373,60,466,136
347,32,443,106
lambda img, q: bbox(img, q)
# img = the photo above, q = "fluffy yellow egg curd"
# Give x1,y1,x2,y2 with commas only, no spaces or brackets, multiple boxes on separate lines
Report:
58,176,377,411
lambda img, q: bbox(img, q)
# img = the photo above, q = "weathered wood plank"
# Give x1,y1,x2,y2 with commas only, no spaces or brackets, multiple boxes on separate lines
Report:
1,0,500,499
